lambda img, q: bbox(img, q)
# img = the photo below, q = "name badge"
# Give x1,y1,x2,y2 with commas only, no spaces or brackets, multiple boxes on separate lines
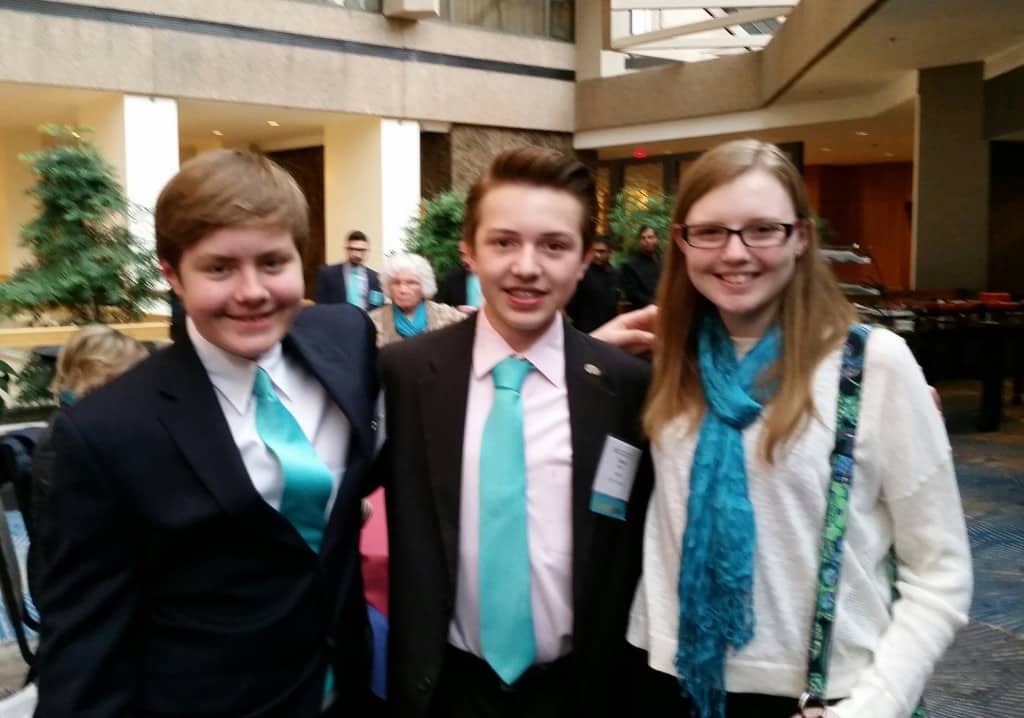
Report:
589,435,642,521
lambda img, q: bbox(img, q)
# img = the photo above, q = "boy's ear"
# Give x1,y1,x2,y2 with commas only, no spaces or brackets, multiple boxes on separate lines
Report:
459,240,477,274
160,259,184,297
578,245,594,280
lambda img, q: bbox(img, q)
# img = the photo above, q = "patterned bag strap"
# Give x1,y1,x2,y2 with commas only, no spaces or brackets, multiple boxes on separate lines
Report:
801,323,872,711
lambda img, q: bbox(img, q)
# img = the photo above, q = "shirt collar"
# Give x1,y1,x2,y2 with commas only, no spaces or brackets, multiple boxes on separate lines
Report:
187,318,293,416
472,308,565,389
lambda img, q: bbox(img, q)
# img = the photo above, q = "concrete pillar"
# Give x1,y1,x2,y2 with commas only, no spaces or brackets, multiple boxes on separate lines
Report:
78,95,180,256
912,62,989,290
324,117,420,270
575,0,625,81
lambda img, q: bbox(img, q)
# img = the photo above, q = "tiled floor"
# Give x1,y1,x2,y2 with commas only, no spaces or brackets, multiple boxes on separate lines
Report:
2,382,1022,710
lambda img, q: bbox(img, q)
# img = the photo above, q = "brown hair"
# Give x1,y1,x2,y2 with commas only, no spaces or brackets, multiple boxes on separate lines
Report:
644,139,855,462
155,150,309,270
53,325,149,398
462,147,597,253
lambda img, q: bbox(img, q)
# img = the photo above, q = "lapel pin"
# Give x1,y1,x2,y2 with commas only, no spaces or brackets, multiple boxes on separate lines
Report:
584,363,602,377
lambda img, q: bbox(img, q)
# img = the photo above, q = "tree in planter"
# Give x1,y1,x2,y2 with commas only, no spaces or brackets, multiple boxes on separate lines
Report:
403,191,466,281
0,125,160,325
0,359,12,417
0,125,160,406
607,190,673,264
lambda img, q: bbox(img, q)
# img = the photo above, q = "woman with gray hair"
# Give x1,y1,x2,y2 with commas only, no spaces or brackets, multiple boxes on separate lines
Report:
369,252,467,347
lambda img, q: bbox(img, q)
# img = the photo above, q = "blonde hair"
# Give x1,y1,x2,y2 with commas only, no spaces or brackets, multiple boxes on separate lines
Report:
644,139,855,461
53,325,149,399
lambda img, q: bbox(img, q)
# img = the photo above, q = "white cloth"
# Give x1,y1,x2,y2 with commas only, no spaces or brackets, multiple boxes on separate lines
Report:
628,328,972,718
449,311,574,662
188,319,351,518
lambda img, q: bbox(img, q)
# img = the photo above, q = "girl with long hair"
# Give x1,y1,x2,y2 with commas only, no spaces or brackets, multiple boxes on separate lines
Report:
627,140,972,718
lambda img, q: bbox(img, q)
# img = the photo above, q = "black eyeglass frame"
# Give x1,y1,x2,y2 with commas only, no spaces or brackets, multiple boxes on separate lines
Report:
677,220,803,249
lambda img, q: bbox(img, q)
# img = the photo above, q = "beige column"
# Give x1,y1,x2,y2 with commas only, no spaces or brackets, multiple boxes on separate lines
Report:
912,62,990,290
0,129,46,278
324,117,420,270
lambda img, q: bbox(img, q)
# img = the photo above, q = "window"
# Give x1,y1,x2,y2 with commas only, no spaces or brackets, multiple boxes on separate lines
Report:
441,0,575,41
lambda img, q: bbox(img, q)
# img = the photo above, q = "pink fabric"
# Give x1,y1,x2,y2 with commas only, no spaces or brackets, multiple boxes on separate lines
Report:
360,487,389,616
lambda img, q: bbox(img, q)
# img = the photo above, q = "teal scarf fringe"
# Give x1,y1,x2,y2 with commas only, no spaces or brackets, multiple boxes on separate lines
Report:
675,312,781,718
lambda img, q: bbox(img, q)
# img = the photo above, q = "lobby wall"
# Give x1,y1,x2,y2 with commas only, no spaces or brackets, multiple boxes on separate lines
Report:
804,162,913,290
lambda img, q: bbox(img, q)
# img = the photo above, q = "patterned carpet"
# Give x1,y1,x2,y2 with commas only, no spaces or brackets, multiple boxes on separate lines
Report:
1,382,1022,710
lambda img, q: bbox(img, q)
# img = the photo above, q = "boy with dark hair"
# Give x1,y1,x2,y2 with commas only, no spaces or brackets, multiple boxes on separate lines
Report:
35,150,378,718
380,147,652,718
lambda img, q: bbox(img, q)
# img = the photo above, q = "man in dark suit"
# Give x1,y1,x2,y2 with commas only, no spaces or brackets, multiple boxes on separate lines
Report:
620,225,662,311
314,230,384,310
566,236,620,333
379,148,652,718
34,151,378,718
436,248,483,313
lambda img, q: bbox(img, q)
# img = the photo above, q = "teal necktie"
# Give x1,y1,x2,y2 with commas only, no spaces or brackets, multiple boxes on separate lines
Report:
252,367,333,553
346,267,366,308
479,356,536,685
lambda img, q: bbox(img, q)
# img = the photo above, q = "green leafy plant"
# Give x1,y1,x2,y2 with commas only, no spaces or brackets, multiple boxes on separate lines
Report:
0,125,160,324
608,190,673,263
403,191,466,280
13,353,55,408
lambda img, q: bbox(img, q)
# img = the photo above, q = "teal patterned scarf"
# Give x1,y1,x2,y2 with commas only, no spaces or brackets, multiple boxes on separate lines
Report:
393,301,428,338
675,312,781,718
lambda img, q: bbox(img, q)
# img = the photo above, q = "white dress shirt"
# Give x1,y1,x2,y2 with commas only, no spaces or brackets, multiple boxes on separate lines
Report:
448,311,574,663
188,320,351,518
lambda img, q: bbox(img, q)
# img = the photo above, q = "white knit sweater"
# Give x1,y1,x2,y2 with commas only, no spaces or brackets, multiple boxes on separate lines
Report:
627,328,972,718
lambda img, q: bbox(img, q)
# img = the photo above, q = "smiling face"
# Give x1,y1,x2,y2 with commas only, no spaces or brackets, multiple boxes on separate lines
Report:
463,183,591,352
162,225,304,359
678,169,807,338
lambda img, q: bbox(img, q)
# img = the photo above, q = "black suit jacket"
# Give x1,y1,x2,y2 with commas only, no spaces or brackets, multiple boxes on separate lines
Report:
434,265,468,307
378,315,652,718
314,262,382,307
34,304,379,718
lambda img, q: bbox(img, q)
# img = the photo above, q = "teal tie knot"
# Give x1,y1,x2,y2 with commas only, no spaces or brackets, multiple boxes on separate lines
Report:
491,356,533,392
253,366,276,401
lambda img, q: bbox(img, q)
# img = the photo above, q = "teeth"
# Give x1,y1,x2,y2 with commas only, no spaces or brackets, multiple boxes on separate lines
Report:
719,274,754,285
509,290,541,298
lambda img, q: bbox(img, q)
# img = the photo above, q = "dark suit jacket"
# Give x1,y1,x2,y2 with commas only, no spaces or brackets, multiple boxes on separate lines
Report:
314,262,382,307
434,265,468,307
620,253,662,311
566,264,621,334
34,304,379,718
378,315,652,718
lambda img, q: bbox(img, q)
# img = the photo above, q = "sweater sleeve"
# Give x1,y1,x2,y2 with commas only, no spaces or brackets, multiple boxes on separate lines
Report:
833,329,972,718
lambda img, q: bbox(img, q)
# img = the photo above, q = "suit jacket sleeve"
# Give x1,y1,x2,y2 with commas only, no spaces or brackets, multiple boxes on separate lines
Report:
619,261,649,309
314,265,343,304
34,412,142,718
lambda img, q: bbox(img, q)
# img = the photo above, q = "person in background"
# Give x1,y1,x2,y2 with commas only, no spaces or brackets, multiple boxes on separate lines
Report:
627,139,972,718
379,147,652,718
314,229,384,310
620,224,662,311
436,245,484,314
566,235,621,333
28,325,149,602
34,150,380,718
368,253,467,348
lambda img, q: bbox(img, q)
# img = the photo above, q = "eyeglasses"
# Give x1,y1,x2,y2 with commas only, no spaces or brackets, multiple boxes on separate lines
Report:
679,221,799,249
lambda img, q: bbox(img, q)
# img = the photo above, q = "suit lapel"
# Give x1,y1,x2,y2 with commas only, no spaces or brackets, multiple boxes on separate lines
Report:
284,313,376,558
154,340,307,550
564,325,619,609
418,316,476,587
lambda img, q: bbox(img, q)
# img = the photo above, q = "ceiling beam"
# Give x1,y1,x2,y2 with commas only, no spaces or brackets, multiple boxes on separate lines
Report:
612,7,790,50
612,0,797,9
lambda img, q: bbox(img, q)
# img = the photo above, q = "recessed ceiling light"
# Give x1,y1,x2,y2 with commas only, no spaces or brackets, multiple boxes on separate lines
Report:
855,131,869,136
212,130,224,136
821,147,833,152
884,152,894,157
266,120,280,127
